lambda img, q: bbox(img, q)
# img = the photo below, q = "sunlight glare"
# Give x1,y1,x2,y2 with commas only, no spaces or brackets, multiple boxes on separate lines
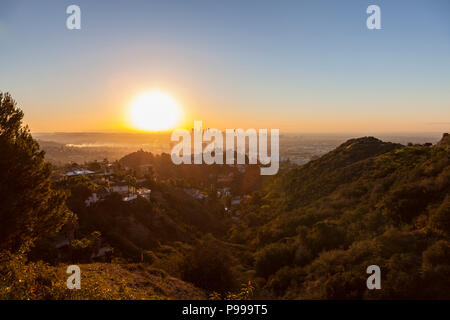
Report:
130,91,181,131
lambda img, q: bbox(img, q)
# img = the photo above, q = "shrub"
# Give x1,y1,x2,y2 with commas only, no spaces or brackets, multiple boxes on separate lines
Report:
254,243,295,278
180,237,234,293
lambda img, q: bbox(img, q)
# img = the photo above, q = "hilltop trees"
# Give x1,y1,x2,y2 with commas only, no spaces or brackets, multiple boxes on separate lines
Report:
0,92,72,253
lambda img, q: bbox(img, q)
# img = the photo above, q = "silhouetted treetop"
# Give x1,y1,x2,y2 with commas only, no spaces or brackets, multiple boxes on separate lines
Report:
0,92,72,253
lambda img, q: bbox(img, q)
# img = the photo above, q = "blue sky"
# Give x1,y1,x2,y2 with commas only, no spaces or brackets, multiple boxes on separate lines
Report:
0,0,449,132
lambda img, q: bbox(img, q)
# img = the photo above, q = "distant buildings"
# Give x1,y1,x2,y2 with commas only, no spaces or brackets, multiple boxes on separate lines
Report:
136,188,151,200
183,188,207,200
217,187,231,197
231,197,241,206
122,194,138,202
84,184,151,206
109,185,129,194
64,160,153,206
65,169,95,177
85,193,100,206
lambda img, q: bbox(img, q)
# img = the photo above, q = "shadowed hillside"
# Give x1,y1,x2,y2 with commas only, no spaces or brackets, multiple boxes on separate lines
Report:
230,134,450,299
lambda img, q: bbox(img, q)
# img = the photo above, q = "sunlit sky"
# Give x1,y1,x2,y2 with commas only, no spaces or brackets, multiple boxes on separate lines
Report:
0,0,449,133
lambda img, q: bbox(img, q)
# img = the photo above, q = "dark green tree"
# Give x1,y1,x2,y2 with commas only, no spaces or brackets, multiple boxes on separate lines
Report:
0,93,72,253
181,235,235,293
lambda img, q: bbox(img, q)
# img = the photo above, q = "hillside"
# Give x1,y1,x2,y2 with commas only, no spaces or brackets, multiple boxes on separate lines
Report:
230,134,450,299
62,263,207,299
281,137,403,209
0,257,206,300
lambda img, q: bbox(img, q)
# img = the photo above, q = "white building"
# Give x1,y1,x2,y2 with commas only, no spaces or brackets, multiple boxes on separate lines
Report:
137,188,151,200
184,188,207,200
85,193,99,206
109,185,129,194
65,169,95,177
122,194,138,202
231,197,241,206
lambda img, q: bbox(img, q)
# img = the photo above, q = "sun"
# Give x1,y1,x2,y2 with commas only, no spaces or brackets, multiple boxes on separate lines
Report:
130,91,181,131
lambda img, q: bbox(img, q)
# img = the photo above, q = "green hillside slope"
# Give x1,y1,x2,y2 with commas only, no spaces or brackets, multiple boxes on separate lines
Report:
231,135,450,299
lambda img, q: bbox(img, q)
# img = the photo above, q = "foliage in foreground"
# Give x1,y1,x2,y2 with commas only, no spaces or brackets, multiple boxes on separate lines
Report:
0,252,206,300
0,93,72,253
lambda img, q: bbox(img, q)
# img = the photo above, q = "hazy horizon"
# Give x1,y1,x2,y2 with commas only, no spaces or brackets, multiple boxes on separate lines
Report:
33,130,445,148
32,130,447,137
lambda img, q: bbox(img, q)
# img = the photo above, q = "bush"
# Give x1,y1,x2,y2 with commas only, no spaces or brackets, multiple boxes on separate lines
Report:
254,243,295,278
421,240,450,298
180,237,234,293
0,252,56,299
429,195,450,235
266,266,303,297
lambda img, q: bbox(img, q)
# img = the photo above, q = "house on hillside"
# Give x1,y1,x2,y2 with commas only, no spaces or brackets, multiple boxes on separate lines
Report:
109,185,129,194
231,196,241,206
184,188,207,200
84,186,110,207
122,188,151,202
136,188,151,200
122,194,138,202
65,169,95,177
85,193,99,206
217,187,231,197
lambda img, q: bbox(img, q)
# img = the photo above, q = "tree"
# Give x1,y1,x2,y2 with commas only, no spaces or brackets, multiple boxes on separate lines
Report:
144,165,155,182
86,160,101,172
125,174,137,196
0,92,72,253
